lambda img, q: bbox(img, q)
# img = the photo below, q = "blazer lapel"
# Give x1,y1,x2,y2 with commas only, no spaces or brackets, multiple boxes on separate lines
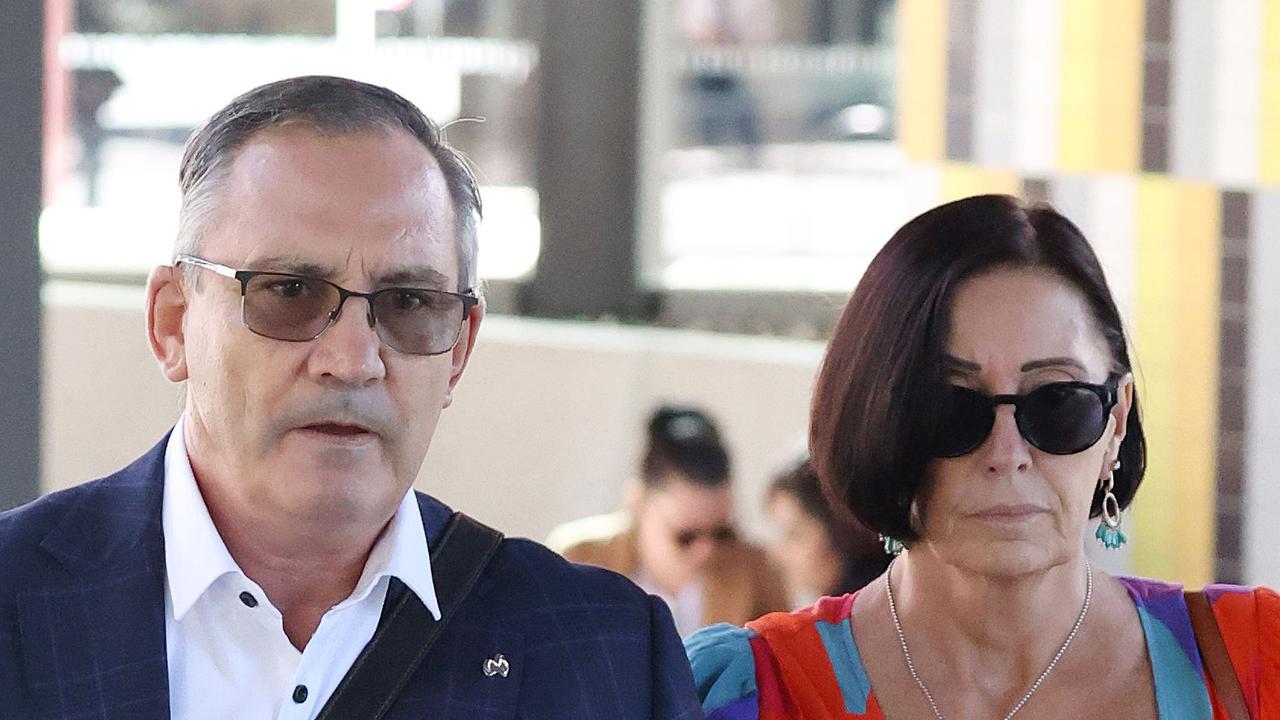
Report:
17,438,171,720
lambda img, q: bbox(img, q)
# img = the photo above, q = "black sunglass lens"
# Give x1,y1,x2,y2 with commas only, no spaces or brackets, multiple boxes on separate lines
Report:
243,275,337,341
1019,384,1108,454
934,386,995,457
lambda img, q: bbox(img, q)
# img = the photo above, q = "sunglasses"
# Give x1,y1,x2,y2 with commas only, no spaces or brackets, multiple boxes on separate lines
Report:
175,255,479,356
673,525,736,549
932,374,1121,457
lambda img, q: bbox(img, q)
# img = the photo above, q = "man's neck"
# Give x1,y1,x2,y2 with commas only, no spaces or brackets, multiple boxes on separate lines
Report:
199,480,391,651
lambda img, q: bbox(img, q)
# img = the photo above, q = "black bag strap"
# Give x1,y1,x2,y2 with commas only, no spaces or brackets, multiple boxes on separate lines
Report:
315,512,504,720
1186,590,1252,720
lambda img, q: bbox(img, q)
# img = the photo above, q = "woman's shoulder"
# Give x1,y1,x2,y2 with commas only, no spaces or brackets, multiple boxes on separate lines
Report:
685,594,866,719
1117,575,1277,623
1120,576,1280,708
685,623,763,718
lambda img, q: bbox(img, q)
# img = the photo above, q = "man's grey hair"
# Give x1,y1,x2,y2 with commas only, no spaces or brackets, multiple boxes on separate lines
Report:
176,75,482,291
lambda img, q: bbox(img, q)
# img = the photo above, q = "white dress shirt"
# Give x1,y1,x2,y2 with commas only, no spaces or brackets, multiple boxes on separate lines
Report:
162,420,441,720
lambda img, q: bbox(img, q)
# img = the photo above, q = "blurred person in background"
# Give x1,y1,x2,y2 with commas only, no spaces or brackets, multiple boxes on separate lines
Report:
688,195,1279,719
766,455,888,606
0,76,701,720
549,404,788,636
677,0,777,150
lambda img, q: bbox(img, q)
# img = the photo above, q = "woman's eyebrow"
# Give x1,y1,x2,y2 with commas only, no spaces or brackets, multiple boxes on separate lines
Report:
941,355,1088,373
1020,357,1087,372
941,354,981,372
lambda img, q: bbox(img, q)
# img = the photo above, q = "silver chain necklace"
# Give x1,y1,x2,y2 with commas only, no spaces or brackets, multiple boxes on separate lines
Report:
883,557,1093,720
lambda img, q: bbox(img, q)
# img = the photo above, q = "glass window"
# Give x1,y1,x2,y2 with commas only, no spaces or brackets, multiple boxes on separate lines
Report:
42,0,542,282
642,0,902,292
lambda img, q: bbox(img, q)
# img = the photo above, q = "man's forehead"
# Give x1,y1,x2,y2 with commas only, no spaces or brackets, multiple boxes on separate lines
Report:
227,124,443,186
202,124,461,288
237,253,455,289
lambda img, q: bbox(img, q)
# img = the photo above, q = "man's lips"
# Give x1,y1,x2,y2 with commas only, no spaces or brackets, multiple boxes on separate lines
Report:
298,422,376,437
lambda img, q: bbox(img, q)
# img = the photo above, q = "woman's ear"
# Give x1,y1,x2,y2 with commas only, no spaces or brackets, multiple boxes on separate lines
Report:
146,265,189,383
625,481,647,517
1102,372,1135,475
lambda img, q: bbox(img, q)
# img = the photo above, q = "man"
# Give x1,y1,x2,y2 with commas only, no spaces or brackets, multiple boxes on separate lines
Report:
0,76,702,719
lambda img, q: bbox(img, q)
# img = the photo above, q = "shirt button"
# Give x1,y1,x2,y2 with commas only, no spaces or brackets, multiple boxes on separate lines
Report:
238,591,258,608
292,684,309,704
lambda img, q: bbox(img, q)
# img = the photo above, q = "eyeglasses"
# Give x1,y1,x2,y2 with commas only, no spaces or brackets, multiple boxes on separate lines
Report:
673,525,736,549
174,255,479,356
931,375,1121,457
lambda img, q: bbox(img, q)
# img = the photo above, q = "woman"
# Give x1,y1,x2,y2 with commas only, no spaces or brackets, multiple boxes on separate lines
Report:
686,195,1278,718
548,404,788,637
766,455,888,604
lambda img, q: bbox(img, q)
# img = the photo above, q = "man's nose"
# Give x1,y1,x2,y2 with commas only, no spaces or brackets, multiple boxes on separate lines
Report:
308,296,386,386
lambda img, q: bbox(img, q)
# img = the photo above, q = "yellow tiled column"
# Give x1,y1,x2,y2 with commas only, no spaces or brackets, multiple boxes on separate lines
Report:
1059,0,1144,173
1261,0,1280,182
940,162,1023,201
1131,178,1221,586
899,0,948,163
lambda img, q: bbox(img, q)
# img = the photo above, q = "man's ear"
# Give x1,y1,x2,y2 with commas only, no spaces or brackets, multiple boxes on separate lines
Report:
442,299,484,408
146,265,189,383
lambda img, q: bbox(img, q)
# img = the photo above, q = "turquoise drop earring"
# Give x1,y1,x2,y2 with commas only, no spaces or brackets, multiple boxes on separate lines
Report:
880,534,905,556
1095,459,1126,549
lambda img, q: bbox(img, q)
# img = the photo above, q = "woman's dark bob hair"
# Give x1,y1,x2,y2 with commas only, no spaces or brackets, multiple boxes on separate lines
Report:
810,194,1146,543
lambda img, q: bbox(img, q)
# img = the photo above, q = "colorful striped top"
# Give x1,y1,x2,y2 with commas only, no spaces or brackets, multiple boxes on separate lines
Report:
686,577,1279,719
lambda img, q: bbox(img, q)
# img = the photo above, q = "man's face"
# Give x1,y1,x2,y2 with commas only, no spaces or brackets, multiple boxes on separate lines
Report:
172,126,478,528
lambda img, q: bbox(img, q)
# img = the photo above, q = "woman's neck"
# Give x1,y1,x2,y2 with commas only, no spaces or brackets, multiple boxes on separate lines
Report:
889,547,1091,687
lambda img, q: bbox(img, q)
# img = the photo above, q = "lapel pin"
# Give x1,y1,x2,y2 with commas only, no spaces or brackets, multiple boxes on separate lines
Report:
483,653,510,678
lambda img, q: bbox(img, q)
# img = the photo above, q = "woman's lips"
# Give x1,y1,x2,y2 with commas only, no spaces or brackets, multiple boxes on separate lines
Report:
969,504,1047,522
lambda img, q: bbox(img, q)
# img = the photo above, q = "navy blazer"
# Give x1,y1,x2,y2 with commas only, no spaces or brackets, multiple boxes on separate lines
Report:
0,436,704,719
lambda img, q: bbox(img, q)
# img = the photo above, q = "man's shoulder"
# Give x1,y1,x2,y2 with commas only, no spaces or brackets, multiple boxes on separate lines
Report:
0,441,167,591
0,477,119,593
411,495,650,613
493,534,648,604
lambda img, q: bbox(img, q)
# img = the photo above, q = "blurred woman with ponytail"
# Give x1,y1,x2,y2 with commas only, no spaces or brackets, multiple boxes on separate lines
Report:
548,404,788,637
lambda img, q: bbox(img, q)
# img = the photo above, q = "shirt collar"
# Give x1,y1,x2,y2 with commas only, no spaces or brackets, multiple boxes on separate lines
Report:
161,416,441,622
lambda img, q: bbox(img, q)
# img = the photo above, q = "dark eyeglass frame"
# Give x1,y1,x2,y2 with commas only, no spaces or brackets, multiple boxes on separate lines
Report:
174,254,479,356
673,525,736,549
933,373,1122,458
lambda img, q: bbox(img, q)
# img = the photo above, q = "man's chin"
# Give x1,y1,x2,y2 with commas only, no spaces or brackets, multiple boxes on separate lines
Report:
273,474,400,525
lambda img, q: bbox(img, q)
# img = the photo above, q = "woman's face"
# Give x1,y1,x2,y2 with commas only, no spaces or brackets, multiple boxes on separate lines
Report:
915,267,1133,577
767,491,843,601
631,475,735,593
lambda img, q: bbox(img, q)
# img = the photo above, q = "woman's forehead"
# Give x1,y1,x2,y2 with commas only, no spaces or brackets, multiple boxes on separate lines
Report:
944,268,1111,376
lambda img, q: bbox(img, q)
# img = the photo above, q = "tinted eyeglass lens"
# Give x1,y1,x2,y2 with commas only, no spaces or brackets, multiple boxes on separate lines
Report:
242,274,338,341
1018,384,1108,454
935,386,996,457
371,288,465,355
